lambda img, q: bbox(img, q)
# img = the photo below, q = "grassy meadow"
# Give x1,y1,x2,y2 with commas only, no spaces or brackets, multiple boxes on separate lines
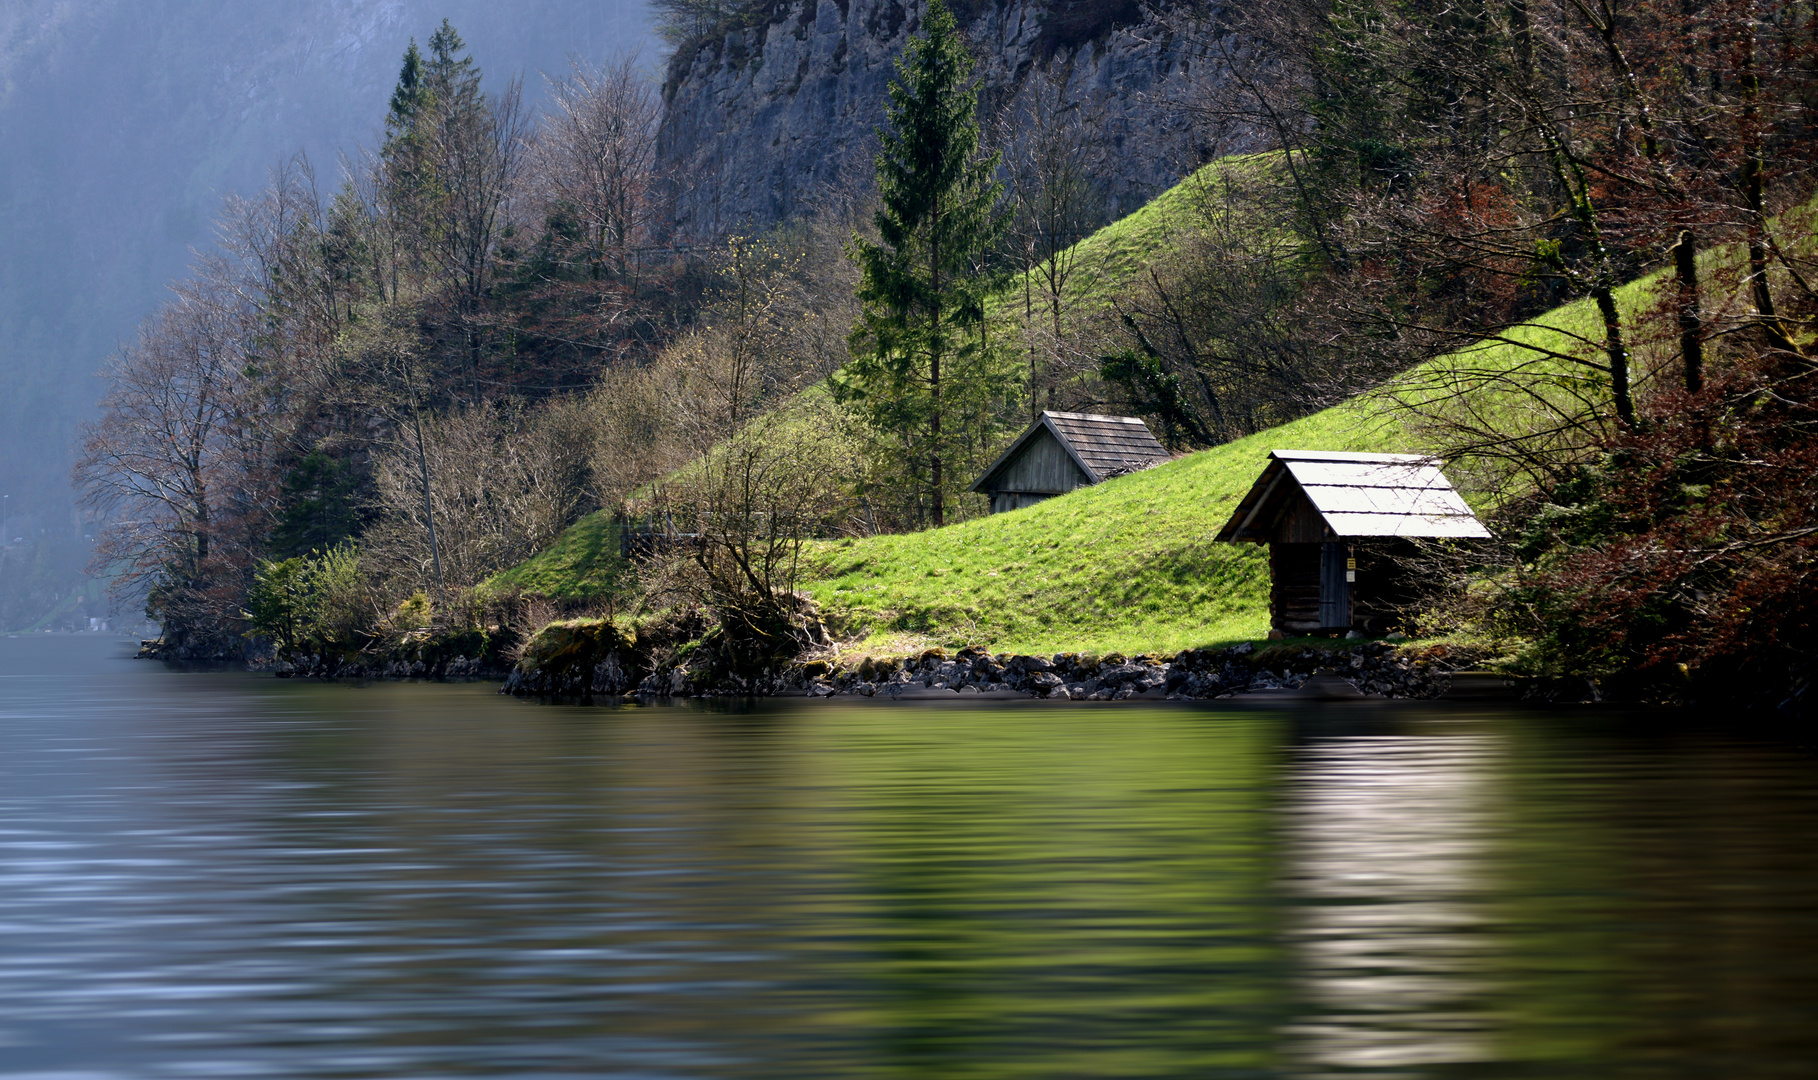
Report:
487,155,1750,657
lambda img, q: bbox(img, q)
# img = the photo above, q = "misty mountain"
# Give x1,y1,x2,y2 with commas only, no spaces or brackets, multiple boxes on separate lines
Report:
0,0,656,624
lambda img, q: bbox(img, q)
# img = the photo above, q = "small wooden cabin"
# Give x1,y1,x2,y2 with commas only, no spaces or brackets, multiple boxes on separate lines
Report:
970,411,1167,514
1216,450,1490,635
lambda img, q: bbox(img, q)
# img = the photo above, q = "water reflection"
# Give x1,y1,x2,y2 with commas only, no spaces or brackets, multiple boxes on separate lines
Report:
4,637,1818,1078
1281,733,1500,1075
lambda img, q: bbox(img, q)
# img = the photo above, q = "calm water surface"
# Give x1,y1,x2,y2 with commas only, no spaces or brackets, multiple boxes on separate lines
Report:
3,634,1816,1078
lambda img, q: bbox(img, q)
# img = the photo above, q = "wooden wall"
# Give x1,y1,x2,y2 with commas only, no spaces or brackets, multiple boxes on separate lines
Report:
991,491,1053,514
1271,538,1426,634
1270,542,1323,633
1269,493,1332,544
988,430,1089,498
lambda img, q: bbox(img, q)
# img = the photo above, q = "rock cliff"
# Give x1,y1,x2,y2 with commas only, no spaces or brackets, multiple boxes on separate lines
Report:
657,0,1220,235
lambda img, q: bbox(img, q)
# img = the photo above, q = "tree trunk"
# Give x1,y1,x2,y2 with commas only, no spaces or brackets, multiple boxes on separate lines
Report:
1593,286,1635,427
1738,24,1797,352
1675,231,1705,394
1025,248,1038,423
407,373,446,610
930,230,944,530
930,341,944,528
1542,125,1634,427
193,495,210,566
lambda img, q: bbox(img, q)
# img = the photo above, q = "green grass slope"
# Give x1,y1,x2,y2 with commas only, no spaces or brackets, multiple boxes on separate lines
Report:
808,408,1406,656
987,156,1263,323
807,259,1690,656
485,513,633,604
491,154,1716,655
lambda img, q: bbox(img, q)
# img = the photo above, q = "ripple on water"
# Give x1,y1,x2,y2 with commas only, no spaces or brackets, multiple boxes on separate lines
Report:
2,635,1817,1078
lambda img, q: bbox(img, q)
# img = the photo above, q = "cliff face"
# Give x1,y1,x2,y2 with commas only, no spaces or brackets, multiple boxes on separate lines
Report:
657,0,1216,235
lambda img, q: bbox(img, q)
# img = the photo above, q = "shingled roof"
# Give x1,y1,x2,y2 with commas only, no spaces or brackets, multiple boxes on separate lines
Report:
970,411,1168,493
1217,449,1491,541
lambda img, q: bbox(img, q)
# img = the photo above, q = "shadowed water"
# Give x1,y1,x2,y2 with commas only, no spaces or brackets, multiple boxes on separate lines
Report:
2,635,1815,1078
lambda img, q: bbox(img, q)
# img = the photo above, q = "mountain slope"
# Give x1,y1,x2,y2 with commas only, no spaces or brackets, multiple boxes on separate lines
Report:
496,153,1693,655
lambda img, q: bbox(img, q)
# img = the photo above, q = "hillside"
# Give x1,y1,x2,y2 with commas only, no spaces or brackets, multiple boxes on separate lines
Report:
491,156,1701,656
810,256,1699,655
986,156,1270,321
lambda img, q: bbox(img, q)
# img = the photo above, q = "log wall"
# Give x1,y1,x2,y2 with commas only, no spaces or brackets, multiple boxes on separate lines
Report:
1270,542,1323,633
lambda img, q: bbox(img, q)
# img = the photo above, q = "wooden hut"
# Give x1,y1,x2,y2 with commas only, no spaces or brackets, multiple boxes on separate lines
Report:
970,411,1167,514
1216,450,1490,635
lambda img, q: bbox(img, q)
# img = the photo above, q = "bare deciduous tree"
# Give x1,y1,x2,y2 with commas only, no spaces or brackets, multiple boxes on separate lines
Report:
74,279,270,651
533,55,662,286
430,75,529,398
643,401,854,674
368,398,595,598
667,234,815,447
999,67,1108,418
583,364,694,515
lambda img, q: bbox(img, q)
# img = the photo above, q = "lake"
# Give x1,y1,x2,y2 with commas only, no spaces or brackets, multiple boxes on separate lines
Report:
3,633,1815,1078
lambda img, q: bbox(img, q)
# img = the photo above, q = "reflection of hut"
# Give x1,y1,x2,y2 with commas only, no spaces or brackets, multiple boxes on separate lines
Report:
1217,450,1490,635
969,411,1167,514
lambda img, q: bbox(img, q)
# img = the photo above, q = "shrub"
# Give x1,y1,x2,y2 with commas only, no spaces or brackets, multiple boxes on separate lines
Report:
1510,348,1818,711
245,545,377,659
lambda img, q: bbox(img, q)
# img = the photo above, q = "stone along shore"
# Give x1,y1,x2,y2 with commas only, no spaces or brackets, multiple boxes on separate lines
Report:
505,638,1486,702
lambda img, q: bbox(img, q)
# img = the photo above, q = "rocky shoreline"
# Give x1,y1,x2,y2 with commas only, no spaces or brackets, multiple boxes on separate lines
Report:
505,637,1492,703
141,627,1509,703
136,634,514,682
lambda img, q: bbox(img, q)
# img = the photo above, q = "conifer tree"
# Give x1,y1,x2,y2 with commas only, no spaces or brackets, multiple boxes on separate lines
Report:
373,21,521,402
424,20,479,101
387,41,426,132
378,38,435,296
838,0,1007,528
377,22,488,282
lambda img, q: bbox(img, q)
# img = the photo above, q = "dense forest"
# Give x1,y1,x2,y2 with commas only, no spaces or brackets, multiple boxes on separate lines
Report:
75,0,1818,706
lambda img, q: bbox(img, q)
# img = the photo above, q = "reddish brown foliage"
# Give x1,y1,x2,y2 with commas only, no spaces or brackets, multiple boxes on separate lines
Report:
1522,347,1818,710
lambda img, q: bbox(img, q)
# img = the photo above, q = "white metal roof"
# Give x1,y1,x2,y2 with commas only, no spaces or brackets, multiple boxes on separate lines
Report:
1218,449,1492,541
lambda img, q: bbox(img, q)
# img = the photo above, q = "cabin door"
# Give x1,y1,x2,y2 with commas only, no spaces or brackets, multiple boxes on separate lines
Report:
1319,541,1351,629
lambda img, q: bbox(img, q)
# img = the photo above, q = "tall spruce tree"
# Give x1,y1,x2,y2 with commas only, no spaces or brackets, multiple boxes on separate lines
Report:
838,0,1007,528
377,22,488,282
379,38,436,298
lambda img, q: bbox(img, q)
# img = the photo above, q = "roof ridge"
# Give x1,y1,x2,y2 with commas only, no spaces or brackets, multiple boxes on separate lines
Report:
1269,448,1436,464
1044,410,1151,424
